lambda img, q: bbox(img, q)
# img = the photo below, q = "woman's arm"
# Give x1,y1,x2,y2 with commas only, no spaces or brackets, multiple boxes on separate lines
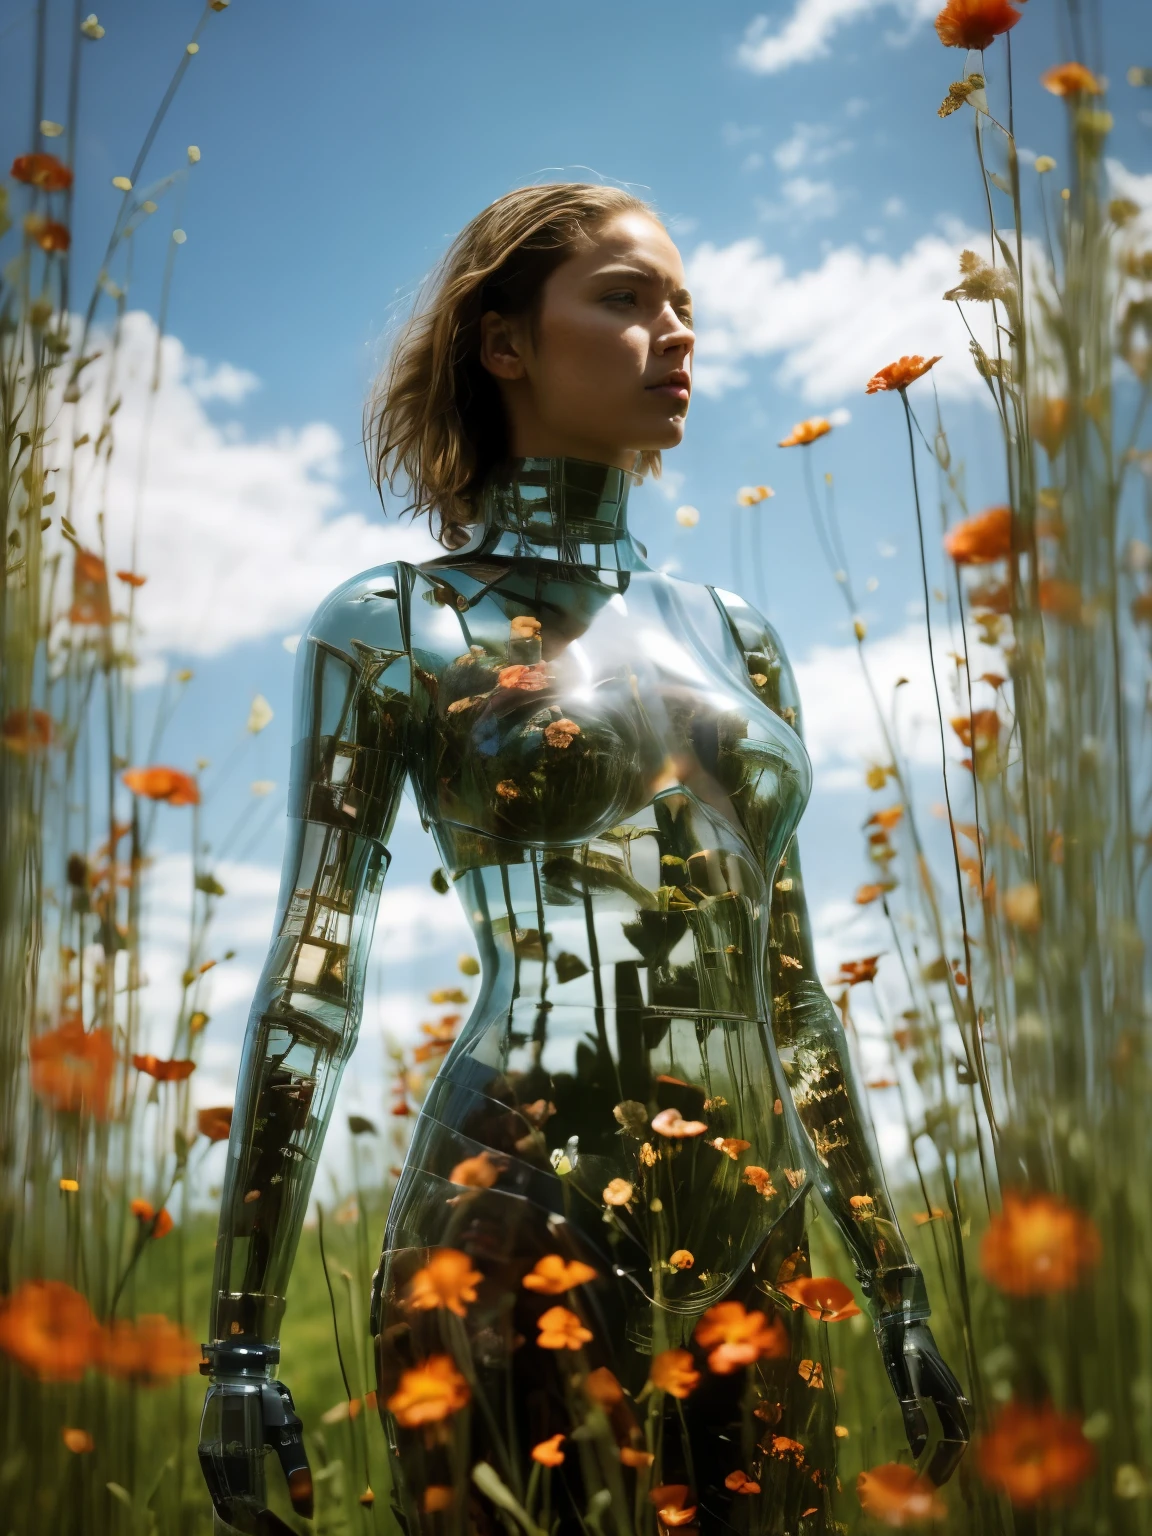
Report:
199,562,412,1528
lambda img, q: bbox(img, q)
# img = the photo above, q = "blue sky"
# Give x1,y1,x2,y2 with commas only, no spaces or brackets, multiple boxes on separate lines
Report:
5,0,1151,1143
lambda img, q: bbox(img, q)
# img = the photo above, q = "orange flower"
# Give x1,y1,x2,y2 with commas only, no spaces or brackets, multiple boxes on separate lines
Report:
10,152,74,190
543,718,581,748
115,570,148,588
407,1248,483,1317
669,1249,694,1270
709,1137,750,1161
865,355,942,394
977,1402,1095,1507
651,1107,708,1138
197,1105,233,1142
649,1486,698,1527
855,883,886,905
132,1054,196,1082
130,1200,174,1239
447,1151,503,1188
944,506,1012,564
536,1305,592,1351
725,1469,761,1495
522,1254,599,1294
798,1358,825,1388
584,1366,624,1408
385,1355,470,1428
510,614,541,638
835,956,881,986
769,1435,806,1463
531,1434,566,1467
423,1487,454,1513
70,550,112,625
742,1165,777,1199
980,1192,1100,1295
779,1277,861,1322
27,216,70,253
602,1178,634,1206
737,485,774,505
868,805,904,831
62,1427,94,1453
934,0,1020,50
497,662,548,692
94,1314,200,1384
779,417,831,448
122,766,200,806
621,1446,656,1467
1041,62,1102,97
30,1016,116,1119
1039,579,1082,623
1,708,54,753
649,1348,701,1399
857,1463,947,1526
695,1301,789,1374
1030,398,1069,457
0,1280,95,1380
950,710,1000,750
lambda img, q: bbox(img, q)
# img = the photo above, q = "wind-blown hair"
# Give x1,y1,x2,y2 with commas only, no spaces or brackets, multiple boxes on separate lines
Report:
366,183,663,545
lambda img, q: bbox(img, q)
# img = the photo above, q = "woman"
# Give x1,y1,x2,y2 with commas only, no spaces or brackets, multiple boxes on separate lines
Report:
198,184,969,1536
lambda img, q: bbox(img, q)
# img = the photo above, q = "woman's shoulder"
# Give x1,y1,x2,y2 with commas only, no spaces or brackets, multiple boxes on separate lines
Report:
305,560,415,656
705,585,803,732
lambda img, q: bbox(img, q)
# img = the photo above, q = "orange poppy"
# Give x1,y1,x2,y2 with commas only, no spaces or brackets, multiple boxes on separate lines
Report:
1041,62,1102,96
725,1469,761,1495
742,1165,777,1199
522,1254,599,1294
977,1402,1095,1506
531,1434,566,1467
584,1366,624,1408
407,1248,483,1317
779,1277,862,1322
70,550,112,625
115,570,148,587
649,1486,698,1528
934,0,1021,50
979,1191,1100,1295
132,1054,196,1082
496,662,549,692
651,1107,708,1138
1,708,54,753
695,1301,789,1374
27,216,71,253
669,1249,695,1270
949,710,1001,750
62,1428,94,1453
621,1446,656,1467
944,506,1012,564
865,355,942,394
447,1151,502,1188
835,956,881,986
423,1487,454,1513
536,1305,593,1351
30,1016,116,1119
856,1462,946,1525
93,1314,200,1384
385,1355,470,1428
197,1105,232,1142
121,766,200,806
709,1137,751,1161
0,1280,95,1380
649,1349,701,1399
602,1178,634,1206
10,152,74,190
130,1199,174,1239
779,418,831,448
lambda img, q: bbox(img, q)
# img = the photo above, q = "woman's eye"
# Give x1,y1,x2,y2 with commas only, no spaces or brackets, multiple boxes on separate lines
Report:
603,291,636,306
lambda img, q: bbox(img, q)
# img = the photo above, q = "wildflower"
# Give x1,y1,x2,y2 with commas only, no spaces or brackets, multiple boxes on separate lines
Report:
798,1359,825,1388
532,1434,566,1467
784,1167,807,1188
408,1248,483,1317
769,1436,806,1463
980,1191,1099,1294
946,506,1013,567
447,1151,502,1188
602,1178,634,1206
25,216,70,252
10,152,74,190
865,355,942,394
934,0,1021,51
1039,579,1082,623
649,1349,701,1398
676,505,700,527
779,418,831,448
30,1017,116,1119
857,1463,947,1526
651,1107,708,1138
359,1488,374,1506
743,1165,777,1199
130,1200,174,1239
70,550,112,625
1035,155,1057,172
737,485,774,505
649,1485,698,1527
543,718,581,748
385,1355,470,1428
1030,399,1068,458
950,710,1000,751
669,1249,694,1270
132,1054,196,1081
850,1195,876,1220
2,709,53,753
1000,882,1042,932
913,1207,950,1224
94,1314,200,1384
855,882,886,905
639,1141,658,1167
938,73,986,117
1041,62,1102,96
424,1488,454,1513
197,1105,232,1142
522,1254,599,1293
621,1446,655,1467
695,1301,789,1373
977,1402,1095,1506
584,1366,624,1407
495,780,520,800
869,805,904,831
122,766,200,806
59,1178,79,1192
836,956,881,986
536,1305,593,1350
0,1280,95,1380
944,250,1015,305
497,662,548,692
62,1428,94,1453
510,614,541,638
709,1136,751,1161
725,1470,761,1495
613,1099,648,1135
80,14,104,37
779,1277,862,1322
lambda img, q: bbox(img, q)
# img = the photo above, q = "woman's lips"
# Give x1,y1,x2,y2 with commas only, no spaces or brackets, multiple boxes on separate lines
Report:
646,381,691,401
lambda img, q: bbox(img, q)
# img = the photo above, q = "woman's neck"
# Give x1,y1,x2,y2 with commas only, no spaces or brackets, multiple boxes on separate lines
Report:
461,456,649,571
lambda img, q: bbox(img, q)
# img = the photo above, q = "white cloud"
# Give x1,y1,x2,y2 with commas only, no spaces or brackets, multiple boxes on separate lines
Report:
53,311,438,671
737,0,937,75
686,228,991,400
773,123,853,174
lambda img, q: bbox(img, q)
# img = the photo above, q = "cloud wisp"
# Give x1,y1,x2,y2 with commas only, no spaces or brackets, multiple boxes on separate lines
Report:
737,0,938,76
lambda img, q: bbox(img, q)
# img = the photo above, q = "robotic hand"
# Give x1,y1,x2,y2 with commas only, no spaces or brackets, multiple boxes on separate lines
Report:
198,1342,314,1536
874,1314,971,1486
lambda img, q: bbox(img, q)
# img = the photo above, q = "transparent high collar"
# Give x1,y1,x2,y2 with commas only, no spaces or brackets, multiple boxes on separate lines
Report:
464,456,649,571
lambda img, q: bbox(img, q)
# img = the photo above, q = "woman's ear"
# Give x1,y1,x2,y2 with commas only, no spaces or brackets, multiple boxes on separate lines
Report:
479,310,529,381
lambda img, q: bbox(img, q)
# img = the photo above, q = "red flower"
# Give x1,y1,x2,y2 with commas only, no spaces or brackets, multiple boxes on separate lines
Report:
30,1016,116,1119
977,1402,1095,1507
130,1199,174,1239
935,0,1021,50
11,152,74,191
132,1054,196,1082
24,215,71,252
70,549,112,625
979,1192,1100,1295
0,1280,95,1380
122,766,200,806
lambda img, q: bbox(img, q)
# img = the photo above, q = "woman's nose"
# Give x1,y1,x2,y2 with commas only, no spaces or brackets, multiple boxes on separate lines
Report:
657,308,695,356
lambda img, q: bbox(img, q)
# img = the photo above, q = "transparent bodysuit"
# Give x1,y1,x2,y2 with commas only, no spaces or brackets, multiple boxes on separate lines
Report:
198,459,965,1536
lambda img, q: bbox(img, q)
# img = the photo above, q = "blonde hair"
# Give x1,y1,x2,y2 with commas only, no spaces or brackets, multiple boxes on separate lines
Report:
366,183,663,544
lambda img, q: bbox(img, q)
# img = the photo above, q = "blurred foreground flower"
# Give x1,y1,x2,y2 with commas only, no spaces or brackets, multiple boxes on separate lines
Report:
934,0,1020,50
649,1485,697,1527
24,215,70,252
1041,62,1102,96
857,1462,946,1526
132,1053,196,1081
407,1248,482,1317
737,485,774,505
695,1300,788,1373
536,1305,593,1350
30,1016,116,1118
977,1402,1095,1506
649,1349,700,1398
980,1191,1100,1294
0,1280,94,1380
130,1199,174,1239
10,152,73,190
2,708,53,753
779,417,831,447
386,1355,470,1427
779,1276,862,1321
522,1254,598,1293
62,1429,94,1454
197,1105,233,1141
531,1434,566,1467
944,506,1012,564
93,1314,200,1384
122,765,200,805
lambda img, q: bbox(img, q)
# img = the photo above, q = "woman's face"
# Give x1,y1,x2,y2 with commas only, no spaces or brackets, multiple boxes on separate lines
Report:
480,211,695,471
